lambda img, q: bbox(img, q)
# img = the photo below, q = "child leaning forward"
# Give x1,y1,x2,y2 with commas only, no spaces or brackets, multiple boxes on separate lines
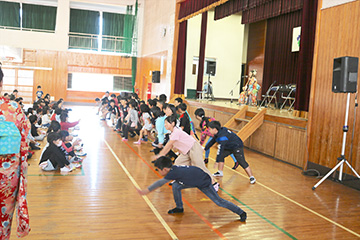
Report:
137,156,247,221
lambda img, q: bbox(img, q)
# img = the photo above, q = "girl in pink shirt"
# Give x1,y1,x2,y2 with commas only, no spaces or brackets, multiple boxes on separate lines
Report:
154,116,217,188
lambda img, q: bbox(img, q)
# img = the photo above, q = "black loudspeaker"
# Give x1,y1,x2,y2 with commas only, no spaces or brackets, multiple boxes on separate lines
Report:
332,56,358,93
152,71,160,83
206,61,216,76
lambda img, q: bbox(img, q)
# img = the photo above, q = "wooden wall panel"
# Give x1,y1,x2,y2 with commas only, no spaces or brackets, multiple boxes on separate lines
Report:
307,1,360,174
135,51,167,100
275,125,306,167
20,49,132,102
249,122,276,156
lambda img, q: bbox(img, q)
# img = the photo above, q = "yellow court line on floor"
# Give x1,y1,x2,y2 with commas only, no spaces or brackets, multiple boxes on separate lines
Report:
209,157,360,238
104,140,179,240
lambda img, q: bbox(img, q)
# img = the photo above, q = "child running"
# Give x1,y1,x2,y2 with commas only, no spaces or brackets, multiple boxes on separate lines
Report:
137,156,247,221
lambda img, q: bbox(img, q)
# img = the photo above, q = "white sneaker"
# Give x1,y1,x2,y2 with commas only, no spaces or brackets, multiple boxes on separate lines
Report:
250,176,256,184
213,171,223,177
60,166,72,172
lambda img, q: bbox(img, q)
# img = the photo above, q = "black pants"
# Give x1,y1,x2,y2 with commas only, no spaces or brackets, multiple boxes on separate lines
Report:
220,147,249,169
122,124,140,139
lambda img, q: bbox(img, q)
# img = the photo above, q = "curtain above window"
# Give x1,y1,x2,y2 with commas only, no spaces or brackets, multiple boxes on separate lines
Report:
22,3,57,31
0,1,20,28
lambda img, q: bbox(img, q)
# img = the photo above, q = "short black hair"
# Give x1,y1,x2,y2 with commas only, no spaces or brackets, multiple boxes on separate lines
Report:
208,120,221,131
37,85,41,89
165,104,176,115
95,98,100,101
47,132,61,144
176,103,187,111
29,115,37,124
165,115,177,125
59,130,70,141
13,89,18,93
109,99,115,104
154,156,173,170
174,97,183,103
47,120,61,133
194,108,205,118
0,64,3,81
147,99,156,107
159,94,167,102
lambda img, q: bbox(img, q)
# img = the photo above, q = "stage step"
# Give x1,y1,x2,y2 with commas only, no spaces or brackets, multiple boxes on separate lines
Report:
224,106,266,141
227,127,239,133
235,118,250,122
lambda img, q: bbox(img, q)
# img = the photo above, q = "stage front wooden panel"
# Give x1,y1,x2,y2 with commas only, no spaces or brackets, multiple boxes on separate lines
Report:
21,49,132,102
187,100,307,168
307,0,360,174
135,51,168,100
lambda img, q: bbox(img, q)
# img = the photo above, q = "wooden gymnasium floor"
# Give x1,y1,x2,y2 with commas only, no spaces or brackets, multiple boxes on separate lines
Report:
10,105,360,240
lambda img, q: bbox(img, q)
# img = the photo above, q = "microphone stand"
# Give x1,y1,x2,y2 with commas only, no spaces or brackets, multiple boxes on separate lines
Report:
230,76,247,104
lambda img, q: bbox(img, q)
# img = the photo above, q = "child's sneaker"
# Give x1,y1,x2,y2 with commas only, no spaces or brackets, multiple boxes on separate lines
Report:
204,158,209,164
167,208,184,214
133,141,141,145
141,137,148,142
122,138,128,142
60,166,72,172
213,171,223,177
250,176,256,184
240,212,247,222
76,150,87,157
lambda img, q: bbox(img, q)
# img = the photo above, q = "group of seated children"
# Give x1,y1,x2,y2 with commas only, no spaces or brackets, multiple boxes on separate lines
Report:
14,85,86,173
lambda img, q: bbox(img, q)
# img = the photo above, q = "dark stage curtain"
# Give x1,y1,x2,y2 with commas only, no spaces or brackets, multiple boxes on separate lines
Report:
214,0,303,24
294,0,318,111
174,20,188,94
262,10,302,96
179,0,219,20
196,12,208,98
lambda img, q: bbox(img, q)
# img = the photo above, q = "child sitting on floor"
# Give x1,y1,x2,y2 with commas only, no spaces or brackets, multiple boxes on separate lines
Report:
134,104,152,144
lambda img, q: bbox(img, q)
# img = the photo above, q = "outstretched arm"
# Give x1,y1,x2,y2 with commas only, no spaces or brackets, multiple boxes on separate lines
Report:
137,178,170,195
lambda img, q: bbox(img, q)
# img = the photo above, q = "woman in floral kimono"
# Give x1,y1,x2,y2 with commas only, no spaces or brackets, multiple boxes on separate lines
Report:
238,69,261,106
0,65,31,239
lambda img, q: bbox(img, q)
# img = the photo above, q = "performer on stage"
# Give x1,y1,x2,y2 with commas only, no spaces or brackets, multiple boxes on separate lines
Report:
239,69,261,106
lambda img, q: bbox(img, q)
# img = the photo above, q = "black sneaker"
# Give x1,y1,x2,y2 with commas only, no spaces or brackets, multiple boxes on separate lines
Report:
232,161,240,170
204,158,209,164
168,208,184,214
240,212,247,222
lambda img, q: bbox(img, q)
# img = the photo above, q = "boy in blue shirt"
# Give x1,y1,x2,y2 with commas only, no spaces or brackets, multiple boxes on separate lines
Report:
205,121,256,183
137,156,247,222
36,85,43,100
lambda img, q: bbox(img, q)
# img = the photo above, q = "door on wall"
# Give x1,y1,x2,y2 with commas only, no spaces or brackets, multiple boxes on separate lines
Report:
2,68,34,103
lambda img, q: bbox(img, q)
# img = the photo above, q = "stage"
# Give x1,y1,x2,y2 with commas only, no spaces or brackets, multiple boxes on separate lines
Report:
185,99,308,169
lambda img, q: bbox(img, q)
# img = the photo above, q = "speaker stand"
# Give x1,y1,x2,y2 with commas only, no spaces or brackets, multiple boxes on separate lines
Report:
312,93,360,190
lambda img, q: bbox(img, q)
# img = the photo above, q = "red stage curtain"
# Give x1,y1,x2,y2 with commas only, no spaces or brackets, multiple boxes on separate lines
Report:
196,12,208,98
294,0,318,111
174,20,187,94
261,10,302,96
179,0,219,20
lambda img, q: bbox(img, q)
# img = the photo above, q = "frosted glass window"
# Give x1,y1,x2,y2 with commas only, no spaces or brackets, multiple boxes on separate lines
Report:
18,70,34,86
2,69,16,85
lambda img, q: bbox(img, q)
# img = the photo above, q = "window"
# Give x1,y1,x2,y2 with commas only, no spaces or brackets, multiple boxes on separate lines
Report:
67,73,132,92
69,5,136,54
0,1,56,32
22,3,57,31
0,1,20,28
1,68,33,103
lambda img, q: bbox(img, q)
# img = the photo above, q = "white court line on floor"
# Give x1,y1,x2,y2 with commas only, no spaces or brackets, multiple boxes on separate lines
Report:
209,156,360,238
104,140,179,240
